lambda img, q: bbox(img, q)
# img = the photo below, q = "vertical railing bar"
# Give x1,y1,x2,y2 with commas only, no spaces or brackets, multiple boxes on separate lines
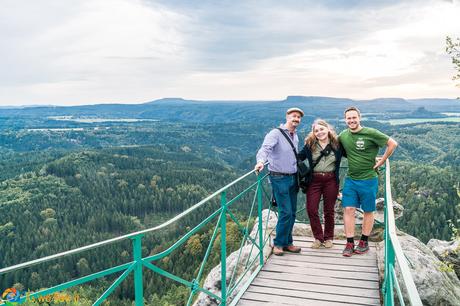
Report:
383,164,390,299
220,191,228,306
263,203,273,247
386,263,395,306
392,267,406,306
257,173,265,267
132,235,144,306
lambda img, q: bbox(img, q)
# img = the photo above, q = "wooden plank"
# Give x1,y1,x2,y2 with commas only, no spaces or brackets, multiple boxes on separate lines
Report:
294,238,348,246
237,299,280,306
269,257,378,273
239,292,366,306
256,270,380,289
236,237,382,306
278,252,378,267
293,240,377,252
262,262,379,282
251,277,380,298
246,286,380,305
292,236,377,247
299,247,376,256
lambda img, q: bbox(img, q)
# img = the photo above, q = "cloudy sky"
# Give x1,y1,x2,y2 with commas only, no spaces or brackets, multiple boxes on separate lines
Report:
1,0,460,106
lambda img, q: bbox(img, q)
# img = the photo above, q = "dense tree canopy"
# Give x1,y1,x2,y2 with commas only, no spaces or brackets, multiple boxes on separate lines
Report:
0,116,459,305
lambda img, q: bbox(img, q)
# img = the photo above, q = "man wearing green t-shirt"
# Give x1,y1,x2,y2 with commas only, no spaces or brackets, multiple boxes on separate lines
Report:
339,106,398,257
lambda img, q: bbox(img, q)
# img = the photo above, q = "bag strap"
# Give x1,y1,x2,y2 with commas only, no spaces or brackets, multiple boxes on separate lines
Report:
277,128,298,161
312,149,326,168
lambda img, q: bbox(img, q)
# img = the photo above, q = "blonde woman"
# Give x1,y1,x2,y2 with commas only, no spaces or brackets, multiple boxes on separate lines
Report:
298,119,343,248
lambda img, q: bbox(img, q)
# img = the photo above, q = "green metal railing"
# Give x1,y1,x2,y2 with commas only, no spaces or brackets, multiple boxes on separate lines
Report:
382,159,422,306
0,167,275,306
1,160,423,306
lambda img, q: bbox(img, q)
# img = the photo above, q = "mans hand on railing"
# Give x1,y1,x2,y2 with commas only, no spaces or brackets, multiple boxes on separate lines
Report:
254,161,264,174
373,156,384,170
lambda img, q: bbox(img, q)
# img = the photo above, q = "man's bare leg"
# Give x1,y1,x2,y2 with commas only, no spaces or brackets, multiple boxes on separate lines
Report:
344,207,356,237
342,207,356,256
361,212,374,236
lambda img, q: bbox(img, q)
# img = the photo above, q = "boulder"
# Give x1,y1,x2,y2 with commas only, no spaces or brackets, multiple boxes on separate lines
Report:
427,238,460,279
376,233,460,306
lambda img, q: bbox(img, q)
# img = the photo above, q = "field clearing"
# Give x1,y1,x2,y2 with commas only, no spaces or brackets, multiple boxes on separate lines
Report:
383,117,460,125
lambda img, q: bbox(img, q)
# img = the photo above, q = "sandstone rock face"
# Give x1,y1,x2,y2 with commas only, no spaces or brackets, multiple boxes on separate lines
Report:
376,233,460,306
427,238,460,279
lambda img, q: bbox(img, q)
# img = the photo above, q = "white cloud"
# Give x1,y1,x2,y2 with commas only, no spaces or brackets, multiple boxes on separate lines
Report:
1,0,460,105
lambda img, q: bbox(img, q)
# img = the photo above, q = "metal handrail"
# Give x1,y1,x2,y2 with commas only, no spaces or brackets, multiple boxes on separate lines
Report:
0,166,273,306
383,159,422,306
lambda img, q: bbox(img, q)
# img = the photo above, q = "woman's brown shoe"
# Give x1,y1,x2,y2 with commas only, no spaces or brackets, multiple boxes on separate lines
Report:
323,240,333,248
311,239,322,249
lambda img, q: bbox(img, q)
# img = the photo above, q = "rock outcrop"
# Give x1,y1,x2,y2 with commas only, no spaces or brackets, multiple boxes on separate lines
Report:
376,233,460,306
427,238,460,279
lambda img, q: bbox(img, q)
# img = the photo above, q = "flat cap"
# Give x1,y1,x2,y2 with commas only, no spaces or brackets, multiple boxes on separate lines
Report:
286,107,304,117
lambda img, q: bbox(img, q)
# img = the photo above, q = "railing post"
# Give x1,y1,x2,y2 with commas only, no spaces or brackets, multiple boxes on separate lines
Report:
132,235,144,306
383,165,395,306
257,173,264,266
220,191,227,306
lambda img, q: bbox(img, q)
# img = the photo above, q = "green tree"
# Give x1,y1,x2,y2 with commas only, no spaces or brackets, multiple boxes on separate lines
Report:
446,36,460,87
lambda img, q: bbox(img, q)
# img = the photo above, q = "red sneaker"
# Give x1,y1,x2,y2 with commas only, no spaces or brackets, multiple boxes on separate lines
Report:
342,242,355,257
354,240,369,254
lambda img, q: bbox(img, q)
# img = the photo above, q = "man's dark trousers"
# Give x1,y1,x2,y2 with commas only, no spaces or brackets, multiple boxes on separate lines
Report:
271,174,298,247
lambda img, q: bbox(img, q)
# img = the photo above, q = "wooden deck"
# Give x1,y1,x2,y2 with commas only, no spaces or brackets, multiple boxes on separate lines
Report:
237,236,381,306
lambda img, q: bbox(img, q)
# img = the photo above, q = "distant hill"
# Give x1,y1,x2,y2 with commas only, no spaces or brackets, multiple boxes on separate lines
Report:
1,96,459,125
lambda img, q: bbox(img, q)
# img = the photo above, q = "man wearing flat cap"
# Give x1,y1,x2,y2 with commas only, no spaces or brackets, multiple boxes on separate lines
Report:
255,107,304,256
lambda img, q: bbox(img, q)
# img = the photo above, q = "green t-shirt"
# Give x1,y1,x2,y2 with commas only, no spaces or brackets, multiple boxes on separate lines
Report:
339,127,390,180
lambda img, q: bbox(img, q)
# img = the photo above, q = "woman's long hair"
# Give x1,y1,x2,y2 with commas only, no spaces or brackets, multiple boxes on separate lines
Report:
304,119,339,151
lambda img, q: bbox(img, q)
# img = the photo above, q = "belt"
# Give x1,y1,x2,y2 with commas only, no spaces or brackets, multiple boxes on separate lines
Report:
313,172,335,176
269,171,296,176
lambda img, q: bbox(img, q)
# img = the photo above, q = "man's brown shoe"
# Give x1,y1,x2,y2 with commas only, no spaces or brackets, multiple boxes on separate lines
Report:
283,245,301,253
273,246,284,256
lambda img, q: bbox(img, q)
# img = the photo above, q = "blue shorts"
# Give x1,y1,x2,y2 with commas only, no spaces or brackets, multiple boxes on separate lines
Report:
342,177,378,212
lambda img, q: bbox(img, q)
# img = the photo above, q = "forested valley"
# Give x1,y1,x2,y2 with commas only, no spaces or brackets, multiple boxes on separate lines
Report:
0,102,459,305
